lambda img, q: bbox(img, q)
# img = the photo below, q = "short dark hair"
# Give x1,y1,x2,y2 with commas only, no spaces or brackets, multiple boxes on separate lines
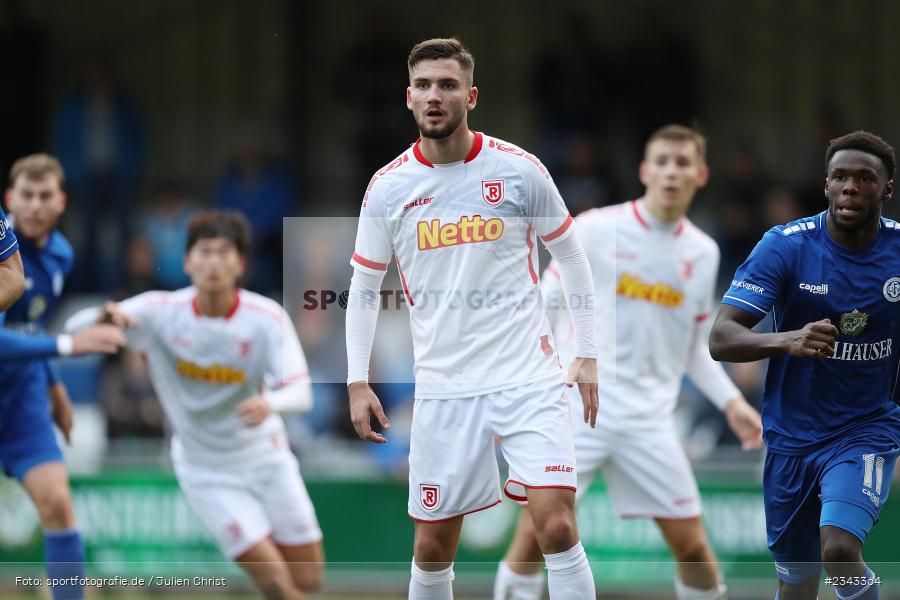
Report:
825,131,895,179
407,37,474,82
186,210,252,256
645,124,707,163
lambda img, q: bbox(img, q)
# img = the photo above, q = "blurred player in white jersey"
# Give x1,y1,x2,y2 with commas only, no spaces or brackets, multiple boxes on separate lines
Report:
494,125,764,600
346,38,599,599
66,211,323,599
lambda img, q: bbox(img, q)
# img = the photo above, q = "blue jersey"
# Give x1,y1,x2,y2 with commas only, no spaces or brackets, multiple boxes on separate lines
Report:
0,230,73,388
723,212,900,454
0,207,18,261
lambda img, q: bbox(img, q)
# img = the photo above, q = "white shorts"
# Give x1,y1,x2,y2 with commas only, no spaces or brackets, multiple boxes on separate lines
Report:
572,413,702,520
408,378,577,522
174,453,323,559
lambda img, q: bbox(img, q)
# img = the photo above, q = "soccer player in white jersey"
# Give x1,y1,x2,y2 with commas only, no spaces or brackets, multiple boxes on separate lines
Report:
345,38,599,599
493,125,765,600
65,211,323,600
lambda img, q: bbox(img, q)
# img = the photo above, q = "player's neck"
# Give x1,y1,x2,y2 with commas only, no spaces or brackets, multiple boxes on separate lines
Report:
417,127,474,164
825,212,880,250
193,288,239,318
642,196,685,224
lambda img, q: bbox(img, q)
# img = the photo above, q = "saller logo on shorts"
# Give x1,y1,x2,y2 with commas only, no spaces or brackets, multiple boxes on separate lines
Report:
545,464,573,473
417,215,504,250
420,484,440,511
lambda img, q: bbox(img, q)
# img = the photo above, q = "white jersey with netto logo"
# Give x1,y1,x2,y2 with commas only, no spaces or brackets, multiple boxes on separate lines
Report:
351,132,574,399
546,199,735,427
114,287,310,466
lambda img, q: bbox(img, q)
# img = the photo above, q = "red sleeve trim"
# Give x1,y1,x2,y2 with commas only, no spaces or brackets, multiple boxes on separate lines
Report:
464,131,483,163
412,139,434,168
695,313,709,322
540,214,574,242
351,252,388,271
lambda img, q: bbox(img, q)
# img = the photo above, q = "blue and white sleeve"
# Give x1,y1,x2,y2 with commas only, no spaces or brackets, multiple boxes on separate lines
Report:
721,228,791,317
0,207,18,262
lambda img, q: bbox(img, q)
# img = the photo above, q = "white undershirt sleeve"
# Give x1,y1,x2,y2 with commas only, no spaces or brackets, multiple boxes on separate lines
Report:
544,232,597,358
346,267,387,384
686,316,741,410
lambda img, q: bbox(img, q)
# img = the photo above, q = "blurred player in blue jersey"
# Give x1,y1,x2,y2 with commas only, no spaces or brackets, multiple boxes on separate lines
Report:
0,154,125,600
710,131,900,600
0,202,24,311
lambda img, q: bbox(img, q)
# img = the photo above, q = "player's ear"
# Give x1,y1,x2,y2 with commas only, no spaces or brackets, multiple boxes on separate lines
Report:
406,86,413,111
60,192,68,210
884,179,893,203
3,189,10,211
467,86,478,111
696,163,710,188
638,161,649,187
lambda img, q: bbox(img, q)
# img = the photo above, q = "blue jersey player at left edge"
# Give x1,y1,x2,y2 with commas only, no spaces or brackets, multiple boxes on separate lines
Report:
710,131,900,600
0,154,125,600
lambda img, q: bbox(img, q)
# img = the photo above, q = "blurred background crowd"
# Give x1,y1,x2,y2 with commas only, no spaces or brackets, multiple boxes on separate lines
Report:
2,0,900,478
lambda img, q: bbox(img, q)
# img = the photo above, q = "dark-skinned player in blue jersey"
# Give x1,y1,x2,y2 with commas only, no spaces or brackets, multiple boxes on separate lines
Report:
0,154,125,600
710,131,900,600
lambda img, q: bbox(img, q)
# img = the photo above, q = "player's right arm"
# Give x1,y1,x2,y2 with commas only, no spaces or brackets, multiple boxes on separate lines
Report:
709,228,838,362
0,250,24,313
346,181,392,444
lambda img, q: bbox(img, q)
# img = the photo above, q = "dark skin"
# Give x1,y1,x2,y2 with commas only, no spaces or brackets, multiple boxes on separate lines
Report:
709,148,893,599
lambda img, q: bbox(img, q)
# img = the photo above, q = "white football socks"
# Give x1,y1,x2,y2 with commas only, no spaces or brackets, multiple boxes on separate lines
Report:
409,561,454,600
494,560,545,600
544,542,595,599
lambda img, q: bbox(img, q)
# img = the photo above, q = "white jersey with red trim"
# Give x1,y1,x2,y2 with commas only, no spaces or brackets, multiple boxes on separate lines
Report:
547,199,721,426
117,287,310,466
351,132,574,399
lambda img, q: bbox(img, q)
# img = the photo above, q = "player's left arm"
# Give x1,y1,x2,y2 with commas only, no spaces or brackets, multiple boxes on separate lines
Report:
236,307,312,427
525,158,599,426
687,247,762,449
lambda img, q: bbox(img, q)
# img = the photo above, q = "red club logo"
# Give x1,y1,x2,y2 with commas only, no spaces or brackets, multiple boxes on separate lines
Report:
238,340,253,357
482,179,505,206
420,484,440,511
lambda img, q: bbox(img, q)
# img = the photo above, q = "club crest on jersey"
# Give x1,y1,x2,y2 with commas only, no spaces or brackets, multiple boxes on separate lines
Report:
481,179,505,206
420,484,440,511
884,277,900,302
839,309,868,336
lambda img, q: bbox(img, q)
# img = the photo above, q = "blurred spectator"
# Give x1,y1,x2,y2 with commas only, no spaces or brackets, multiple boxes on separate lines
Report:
337,12,414,195
555,133,618,214
619,12,701,147
530,14,611,174
99,348,165,440
140,180,196,290
52,59,145,292
763,186,802,228
213,123,298,293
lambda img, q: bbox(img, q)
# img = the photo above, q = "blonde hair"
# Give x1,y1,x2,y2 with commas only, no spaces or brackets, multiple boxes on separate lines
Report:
9,153,66,188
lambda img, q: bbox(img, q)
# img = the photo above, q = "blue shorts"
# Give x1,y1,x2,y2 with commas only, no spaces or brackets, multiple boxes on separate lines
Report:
764,433,899,580
0,377,62,481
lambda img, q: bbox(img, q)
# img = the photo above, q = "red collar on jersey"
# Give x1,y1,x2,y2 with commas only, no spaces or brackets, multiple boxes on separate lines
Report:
631,199,684,236
192,290,240,319
412,131,483,168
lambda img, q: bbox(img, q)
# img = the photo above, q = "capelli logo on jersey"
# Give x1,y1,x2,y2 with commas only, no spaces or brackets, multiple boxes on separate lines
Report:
176,358,246,385
417,215,504,250
799,282,829,295
616,273,684,307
